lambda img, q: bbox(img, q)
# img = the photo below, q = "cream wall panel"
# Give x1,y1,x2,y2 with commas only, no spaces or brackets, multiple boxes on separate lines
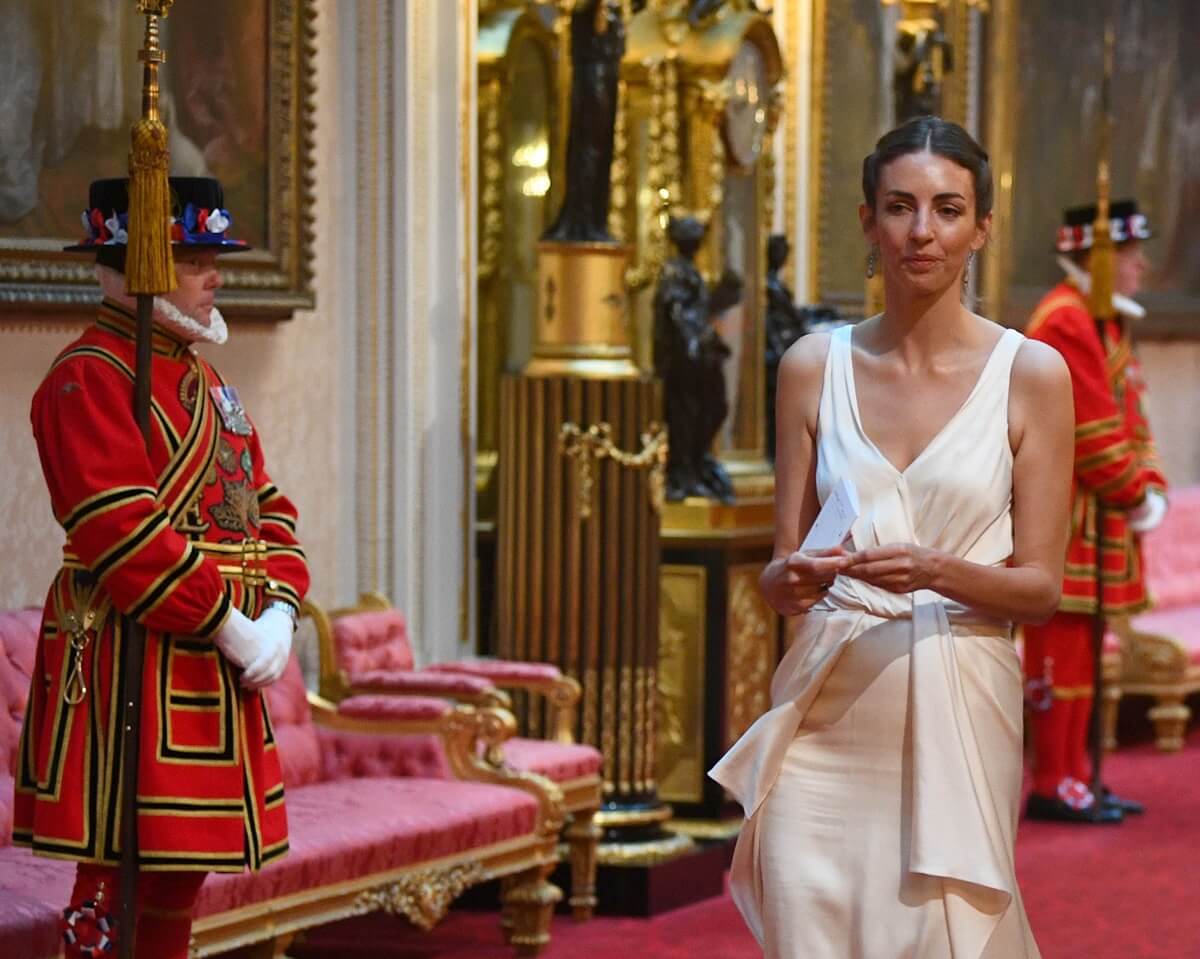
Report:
0,324,71,610
1139,344,1200,489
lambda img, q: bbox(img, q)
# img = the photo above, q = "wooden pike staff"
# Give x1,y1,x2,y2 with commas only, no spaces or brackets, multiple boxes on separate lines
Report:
1087,20,1116,821
119,3,176,954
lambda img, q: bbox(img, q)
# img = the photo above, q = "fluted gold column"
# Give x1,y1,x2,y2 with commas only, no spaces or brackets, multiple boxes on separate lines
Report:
498,243,687,856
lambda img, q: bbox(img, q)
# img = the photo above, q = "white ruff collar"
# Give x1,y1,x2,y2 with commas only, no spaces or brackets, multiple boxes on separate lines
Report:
95,265,229,345
1056,255,1146,321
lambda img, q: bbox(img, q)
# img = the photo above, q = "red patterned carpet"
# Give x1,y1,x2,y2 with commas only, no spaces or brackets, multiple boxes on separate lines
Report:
290,730,1200,959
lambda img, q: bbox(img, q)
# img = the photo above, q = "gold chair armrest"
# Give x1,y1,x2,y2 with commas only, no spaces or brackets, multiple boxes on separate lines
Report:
498,674,581,745
345,680,512,712
306,692,565,837
1110,615,1189,684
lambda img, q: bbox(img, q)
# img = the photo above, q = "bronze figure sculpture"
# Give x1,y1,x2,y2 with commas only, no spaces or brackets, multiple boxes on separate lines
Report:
893,9,952,120
764,234,839,461
542,0,625,242
653,216,743,503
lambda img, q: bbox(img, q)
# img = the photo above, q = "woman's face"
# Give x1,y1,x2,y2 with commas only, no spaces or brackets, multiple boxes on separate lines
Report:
859,150,990,297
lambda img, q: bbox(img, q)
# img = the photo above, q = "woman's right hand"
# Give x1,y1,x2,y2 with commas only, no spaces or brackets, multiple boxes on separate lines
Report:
759,547,852,616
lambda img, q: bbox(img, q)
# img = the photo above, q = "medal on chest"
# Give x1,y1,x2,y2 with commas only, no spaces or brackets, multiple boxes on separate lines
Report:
210,385,253,436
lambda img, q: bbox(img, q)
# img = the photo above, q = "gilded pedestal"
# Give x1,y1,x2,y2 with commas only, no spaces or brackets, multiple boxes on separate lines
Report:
497,242,670,824
497,371,664,811
658,490,783,824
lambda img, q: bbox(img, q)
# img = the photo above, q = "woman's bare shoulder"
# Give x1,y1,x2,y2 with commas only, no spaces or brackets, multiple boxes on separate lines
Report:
780,330,835,376
1011,337,1071,398
776,331,834,414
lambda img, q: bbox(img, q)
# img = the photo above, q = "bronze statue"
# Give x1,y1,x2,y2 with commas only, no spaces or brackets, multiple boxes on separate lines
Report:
894,10,953,120
653,216,743,503
764,234,838,461
542,0,625,243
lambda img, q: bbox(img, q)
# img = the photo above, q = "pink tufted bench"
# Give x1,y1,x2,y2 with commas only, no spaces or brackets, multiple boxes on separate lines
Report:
0,607,565,958
0,608,69,959
1110,485,1200,750
308,594,603,920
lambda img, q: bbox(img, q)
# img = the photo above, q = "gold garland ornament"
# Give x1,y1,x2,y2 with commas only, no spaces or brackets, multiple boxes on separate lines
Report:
559,421,669,520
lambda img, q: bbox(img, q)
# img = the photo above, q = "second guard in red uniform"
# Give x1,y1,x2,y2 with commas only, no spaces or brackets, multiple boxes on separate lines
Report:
1023,199,1166,824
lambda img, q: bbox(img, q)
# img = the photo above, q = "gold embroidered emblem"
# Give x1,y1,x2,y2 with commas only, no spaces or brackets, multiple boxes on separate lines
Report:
178,491,212,539
210,478,261,534
217,438,239,474
179,369,199,413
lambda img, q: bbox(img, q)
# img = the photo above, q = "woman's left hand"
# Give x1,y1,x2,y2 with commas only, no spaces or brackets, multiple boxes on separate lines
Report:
842,544,941,594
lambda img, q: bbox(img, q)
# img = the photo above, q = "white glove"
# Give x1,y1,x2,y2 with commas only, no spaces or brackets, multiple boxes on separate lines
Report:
240,606,294,690
214,608,263,671
1128,490,1168,534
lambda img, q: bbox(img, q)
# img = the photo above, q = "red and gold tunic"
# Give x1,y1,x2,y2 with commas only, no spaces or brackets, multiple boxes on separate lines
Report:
1026,282,1167,616
13,299,309,873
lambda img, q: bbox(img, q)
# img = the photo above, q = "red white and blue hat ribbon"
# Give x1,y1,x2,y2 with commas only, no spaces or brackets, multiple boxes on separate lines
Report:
1056,212,1151,253
77,202,238,248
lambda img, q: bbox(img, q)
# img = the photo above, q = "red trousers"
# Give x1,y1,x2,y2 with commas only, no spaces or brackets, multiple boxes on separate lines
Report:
1023,612,1097,797
65,863,206,959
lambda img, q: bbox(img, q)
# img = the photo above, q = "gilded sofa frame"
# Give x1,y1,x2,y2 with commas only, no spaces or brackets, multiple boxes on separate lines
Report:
189,696,565,958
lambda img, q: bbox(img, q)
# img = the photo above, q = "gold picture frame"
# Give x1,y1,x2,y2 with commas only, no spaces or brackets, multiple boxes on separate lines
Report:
0,0,317,319
808,0,892,312
809,0,980,313
985,0,1200,338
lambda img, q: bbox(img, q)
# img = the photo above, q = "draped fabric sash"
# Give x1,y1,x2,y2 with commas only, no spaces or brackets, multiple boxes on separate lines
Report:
710,595,1018,957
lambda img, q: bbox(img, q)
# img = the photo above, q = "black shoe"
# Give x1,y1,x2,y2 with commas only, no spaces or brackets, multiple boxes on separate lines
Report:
1025,793,1124,824
1101,788,1145,815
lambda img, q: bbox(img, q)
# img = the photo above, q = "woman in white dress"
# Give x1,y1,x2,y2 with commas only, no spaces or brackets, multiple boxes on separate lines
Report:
711,117,1075,958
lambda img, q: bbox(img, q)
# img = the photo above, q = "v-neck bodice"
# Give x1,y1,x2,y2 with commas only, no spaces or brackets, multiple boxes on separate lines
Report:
815,323,1023,618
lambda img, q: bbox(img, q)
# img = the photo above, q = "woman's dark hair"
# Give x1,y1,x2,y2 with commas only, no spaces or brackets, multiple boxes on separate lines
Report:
862,116,993,222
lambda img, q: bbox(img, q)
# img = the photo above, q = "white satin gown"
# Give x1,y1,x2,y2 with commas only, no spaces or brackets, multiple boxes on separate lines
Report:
710,324,1040,959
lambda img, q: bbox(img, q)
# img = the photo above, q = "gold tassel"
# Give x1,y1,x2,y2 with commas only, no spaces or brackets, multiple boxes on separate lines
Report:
1089,24,1116,321
125,114,175,296
1090,219,1115,321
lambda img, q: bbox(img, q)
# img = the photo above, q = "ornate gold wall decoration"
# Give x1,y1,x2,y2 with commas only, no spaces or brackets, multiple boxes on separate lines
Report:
478,77,506,282
619,3,783,465
656,564,708,804
354,862,485,931
726,564,774,748
809,0,987,313
622,55,683,308
609,75,631,241
476,4,564,520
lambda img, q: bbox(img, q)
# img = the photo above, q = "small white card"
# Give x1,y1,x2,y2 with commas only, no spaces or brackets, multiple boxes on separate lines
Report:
800,478,860,552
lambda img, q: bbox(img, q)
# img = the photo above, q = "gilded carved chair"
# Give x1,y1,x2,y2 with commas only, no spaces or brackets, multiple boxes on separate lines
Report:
1108,486,1200,750
303,593,603,920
